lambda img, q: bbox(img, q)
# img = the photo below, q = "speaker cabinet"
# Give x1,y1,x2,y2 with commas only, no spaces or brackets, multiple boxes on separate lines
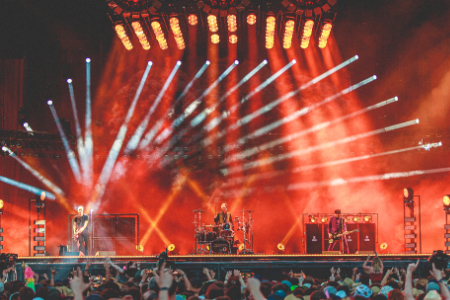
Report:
346,223,359,254
359,223,376,252
306,224,323,254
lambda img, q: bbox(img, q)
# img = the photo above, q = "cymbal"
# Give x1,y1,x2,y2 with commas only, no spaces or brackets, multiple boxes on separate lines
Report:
193,209,205,213
204,225,218,227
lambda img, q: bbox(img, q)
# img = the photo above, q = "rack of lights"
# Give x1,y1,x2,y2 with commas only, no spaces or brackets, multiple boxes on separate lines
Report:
104,0,338,51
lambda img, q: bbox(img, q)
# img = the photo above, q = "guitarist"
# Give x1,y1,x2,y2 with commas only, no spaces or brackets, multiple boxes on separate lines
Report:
73,206,89,255
327,209,350,254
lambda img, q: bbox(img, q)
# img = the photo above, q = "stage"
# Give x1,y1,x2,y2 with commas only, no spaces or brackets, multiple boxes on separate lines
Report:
15,254,431,282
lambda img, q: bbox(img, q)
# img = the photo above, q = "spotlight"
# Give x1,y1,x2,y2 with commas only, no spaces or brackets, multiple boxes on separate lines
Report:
380,242,388,250
363,215,371,222
292,59,297,64
132,21,151,50
168,244,176,251
318,22,332,49
86,58,91,63
404,187,414,201
300,19,314,49
227,15,237,32
211,34,220,44
136,244,144,252
234,60,239,65
188,14,198,26
207,15,219,33
263,59,268,64
148,61,153,65
177,61,182,65
310,216,317,223
247,13,256,25
47,100,53,106
67,79,72,83
277,243,285,251
344,216,351,223
265,16,276,49
229,34,238,44
115,23,133,50
170,17,186,50
239,244,245,251
321,216,328,223
0,199,3,210
206,60,211,65
283,19,295,49
444,195,450,210
151,21,168,50
353,216,360,222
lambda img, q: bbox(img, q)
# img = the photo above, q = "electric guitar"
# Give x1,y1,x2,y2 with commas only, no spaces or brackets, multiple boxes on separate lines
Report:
328,229,359,243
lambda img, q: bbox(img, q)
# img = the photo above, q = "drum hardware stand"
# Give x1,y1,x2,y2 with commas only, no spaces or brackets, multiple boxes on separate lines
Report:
193,209,209,255
239,209,254,254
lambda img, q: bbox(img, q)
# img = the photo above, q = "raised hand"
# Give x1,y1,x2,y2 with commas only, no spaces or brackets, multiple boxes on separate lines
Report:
429,263,442,281
225,270,232,281
234,269,241,277
246,277,261,293
70,267,91,297
210,269,216,279
330,267,335,275
337,268,341,275
51,268,57,276
155,263,173,289
407,260,419,274
203,268,209,275
353,267,358,274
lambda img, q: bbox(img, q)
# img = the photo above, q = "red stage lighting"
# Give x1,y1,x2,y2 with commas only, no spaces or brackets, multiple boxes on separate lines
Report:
188,14,198,26
170,17,186,50
207,15,219,33
227,15,237,32
300,19,314,49
151,21,168,50
115,23,133,50
247,13,256,25
265,16,276,49
283,19,295,49
229,34,238,44
131,21,150,50
211,33,220,44
318,22,332,48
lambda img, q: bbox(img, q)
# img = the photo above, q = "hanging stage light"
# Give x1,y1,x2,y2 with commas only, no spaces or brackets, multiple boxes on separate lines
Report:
318,21,333,48
247,13,256,25
115,22,133,50
353,216,360,222
321,216,328,223
151,20,168,50
211,33,220,44
170,17,186,50
188,14,198,26
131,21,150,50
265,16,276,49
363,215,371,222
283,19,295,49
444,195,450,210
300,19,314,49
207,15,219,33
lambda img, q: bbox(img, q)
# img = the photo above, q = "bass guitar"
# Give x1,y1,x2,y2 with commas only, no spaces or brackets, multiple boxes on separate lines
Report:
328,229,359,243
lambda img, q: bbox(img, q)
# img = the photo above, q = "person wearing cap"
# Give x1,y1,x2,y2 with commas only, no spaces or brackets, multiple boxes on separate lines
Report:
327,209,350,254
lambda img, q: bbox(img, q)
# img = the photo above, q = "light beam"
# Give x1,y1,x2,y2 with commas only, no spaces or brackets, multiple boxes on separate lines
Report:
0,175,56,200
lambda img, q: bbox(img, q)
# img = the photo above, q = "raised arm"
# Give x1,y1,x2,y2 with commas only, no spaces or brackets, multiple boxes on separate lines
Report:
107,258,124,274
363,255,371,271
405,260,419,300
381,268,393,286
176,269,193,291
430,263,450,300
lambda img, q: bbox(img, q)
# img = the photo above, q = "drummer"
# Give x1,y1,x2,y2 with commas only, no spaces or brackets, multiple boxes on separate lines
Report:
214,203,233,229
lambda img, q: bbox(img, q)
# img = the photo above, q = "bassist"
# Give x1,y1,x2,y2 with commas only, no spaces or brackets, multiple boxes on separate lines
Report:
327,209,350,254
73,206,89,255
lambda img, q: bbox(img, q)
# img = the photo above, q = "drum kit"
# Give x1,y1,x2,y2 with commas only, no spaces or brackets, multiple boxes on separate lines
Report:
193,209,254,254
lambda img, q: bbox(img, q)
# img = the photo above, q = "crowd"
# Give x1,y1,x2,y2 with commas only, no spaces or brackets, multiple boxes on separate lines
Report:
1,255,449,300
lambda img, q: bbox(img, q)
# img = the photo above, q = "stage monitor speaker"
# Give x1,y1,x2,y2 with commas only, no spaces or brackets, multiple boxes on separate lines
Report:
359,251,375,254
346,223,359,254
95,251,116,256
359,223,376,252
64,251,80,256
322,251,340,254
306,223,323,254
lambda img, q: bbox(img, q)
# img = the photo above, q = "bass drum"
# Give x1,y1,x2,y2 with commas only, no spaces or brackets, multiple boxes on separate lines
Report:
220,222,234,238
211,238,230,254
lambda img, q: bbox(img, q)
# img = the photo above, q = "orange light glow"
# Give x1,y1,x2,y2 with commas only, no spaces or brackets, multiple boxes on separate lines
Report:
170,17,186,50
321,216,328,223
151,21,168,50
188,14,198,26
300,19,314,49
247,13,256,25
277,243,285,250
207,15,218,33
229,34,238,44
318,22,333,48
0,199,3,210
380,242,388,250
227,15,237,32
265,16,276,49
353,216,360,222
363,215,371,222
444,195,450,206
211,33,220,44
114,24,133,50
131,21,150,50
283,19,295,49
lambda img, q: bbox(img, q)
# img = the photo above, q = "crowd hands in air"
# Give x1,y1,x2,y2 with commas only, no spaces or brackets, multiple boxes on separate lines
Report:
1,256,450,300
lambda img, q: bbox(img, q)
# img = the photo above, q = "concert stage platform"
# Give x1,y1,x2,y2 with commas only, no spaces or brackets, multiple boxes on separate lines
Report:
16,254,432,281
